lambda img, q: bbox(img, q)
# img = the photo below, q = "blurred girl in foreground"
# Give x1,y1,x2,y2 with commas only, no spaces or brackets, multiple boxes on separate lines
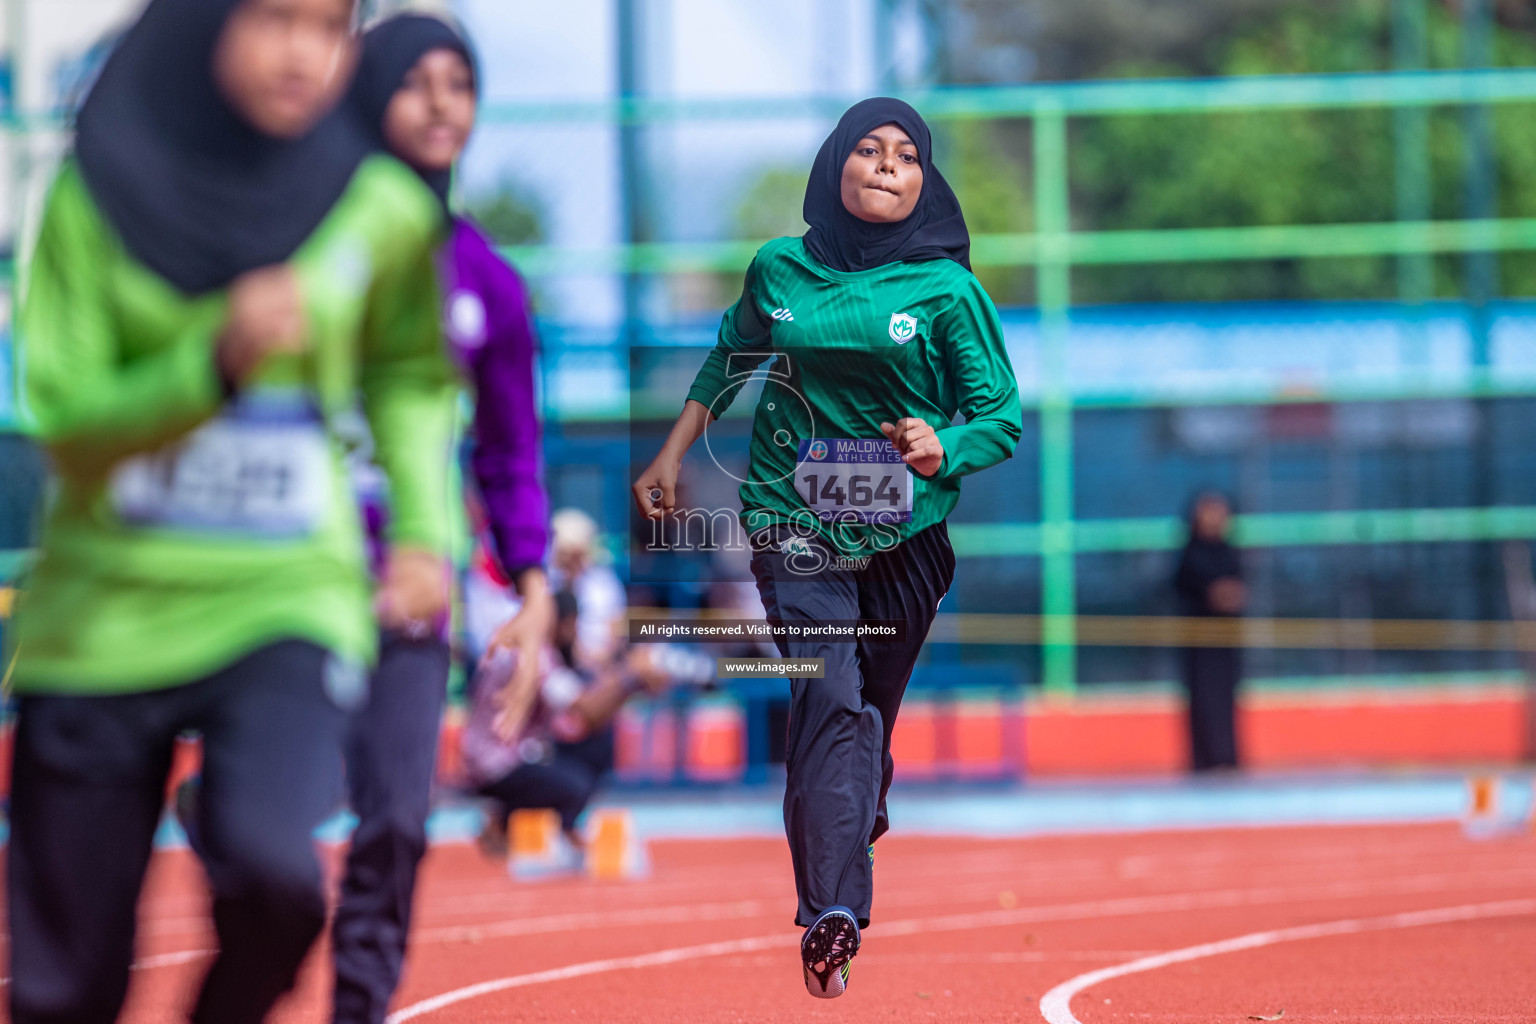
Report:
6,0,456,1021
334,14,552,1024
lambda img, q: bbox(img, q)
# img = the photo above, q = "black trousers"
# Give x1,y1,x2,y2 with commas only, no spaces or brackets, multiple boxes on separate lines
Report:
749,521,954,928
479,731,615,834
332,633,451,1024
7,640,348,1024
1182,646,1242,772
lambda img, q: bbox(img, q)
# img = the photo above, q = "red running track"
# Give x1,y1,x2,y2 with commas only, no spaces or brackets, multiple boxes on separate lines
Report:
2,823,1533,1023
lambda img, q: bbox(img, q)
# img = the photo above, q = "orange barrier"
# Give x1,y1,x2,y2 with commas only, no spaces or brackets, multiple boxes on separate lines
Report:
1025,684,1527,775
614,699,745,782
608,683,1530,781
1023,695,1184,775
890,700,1027,780
0,683,1528,798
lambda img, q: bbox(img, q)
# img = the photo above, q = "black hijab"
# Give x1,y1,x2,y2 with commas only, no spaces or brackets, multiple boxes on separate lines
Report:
801,97,971,274
74,0,368,296
352,13,480,212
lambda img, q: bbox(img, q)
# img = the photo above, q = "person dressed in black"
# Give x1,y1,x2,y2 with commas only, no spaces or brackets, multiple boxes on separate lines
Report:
1173,492,1246,772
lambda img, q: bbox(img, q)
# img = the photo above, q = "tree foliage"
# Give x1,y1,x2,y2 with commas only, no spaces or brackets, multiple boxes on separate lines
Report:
733,168,810,242
466,178,547,247
730,1,1536,305
1071,0,1536,302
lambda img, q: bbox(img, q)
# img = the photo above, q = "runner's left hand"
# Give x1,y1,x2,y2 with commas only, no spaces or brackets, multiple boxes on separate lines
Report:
881,417,944,478
376,547,449,637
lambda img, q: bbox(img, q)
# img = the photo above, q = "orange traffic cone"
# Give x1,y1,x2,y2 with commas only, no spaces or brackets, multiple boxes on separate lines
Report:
585,808,649,881
508,809,581,880
1461,774,1534,840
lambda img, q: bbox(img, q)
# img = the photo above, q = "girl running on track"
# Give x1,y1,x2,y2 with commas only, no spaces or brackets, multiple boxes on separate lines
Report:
633,98,1021,999
6,1,456,1022
332,14,552,1024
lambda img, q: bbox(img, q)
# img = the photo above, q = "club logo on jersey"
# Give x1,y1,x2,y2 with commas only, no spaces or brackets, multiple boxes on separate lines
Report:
772,308,795,322
889,312,918,344
780,535,814,557
446,290,489,349
807,440,829,461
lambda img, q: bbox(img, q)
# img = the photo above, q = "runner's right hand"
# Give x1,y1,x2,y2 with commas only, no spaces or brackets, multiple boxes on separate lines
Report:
492,660,541,743
486,586,555,721
215,265,308,389
633,454,681,520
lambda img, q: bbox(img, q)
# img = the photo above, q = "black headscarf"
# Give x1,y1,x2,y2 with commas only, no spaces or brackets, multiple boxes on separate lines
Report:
74,0,368,296
352,13,480,211
801,97,971,274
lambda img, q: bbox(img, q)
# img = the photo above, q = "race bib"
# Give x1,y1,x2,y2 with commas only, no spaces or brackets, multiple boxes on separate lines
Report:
111,393,331,538
794,438,913,524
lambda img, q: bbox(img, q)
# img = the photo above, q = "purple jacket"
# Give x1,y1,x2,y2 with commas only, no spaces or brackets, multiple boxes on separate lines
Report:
440,218,550,579
363,218,549,581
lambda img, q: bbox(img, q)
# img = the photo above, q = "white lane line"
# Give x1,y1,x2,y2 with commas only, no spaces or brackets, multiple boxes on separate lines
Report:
410,829,1536,919
414,836,1492,915
406,863,1536,949
1038,897,1536,1024
407,871,1158,946
386,933,800,1022
123,832,1512,934
385,874,1536,1021
410,898,777,944
0,948,214,987
850,950,1166,965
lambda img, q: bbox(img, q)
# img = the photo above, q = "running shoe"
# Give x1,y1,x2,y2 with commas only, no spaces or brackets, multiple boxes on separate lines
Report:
801,905,860,999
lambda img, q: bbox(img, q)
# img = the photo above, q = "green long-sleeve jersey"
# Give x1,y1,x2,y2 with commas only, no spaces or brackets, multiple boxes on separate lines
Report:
8,156,458,694
687,236,1022,558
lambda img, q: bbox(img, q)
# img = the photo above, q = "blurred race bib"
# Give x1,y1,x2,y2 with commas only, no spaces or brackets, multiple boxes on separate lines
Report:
793,438,913,524
111,392,330,538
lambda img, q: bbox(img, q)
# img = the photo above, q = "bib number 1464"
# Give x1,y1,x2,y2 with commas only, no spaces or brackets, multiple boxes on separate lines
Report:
793,438,913,524
800,472,902,510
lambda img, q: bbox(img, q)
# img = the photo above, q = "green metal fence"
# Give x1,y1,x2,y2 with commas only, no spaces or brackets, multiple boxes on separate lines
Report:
476,68,1536,693
8,67,1536,692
